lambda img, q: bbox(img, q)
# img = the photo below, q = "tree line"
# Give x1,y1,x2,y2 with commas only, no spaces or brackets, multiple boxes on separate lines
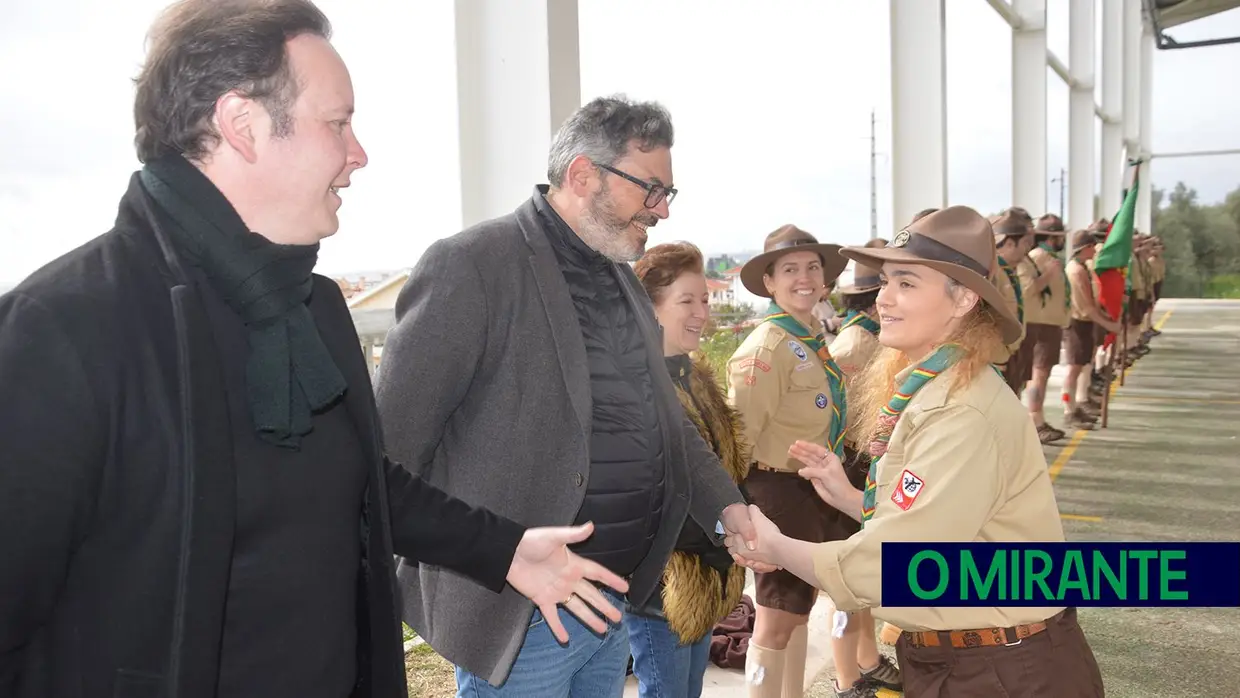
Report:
1150,182,1240,298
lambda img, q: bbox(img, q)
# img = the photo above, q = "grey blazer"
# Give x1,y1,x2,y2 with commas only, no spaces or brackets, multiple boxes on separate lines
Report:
373,189,744,686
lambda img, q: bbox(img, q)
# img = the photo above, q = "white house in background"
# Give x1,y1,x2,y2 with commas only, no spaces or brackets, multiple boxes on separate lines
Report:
706,277,733,305
346,269,410,311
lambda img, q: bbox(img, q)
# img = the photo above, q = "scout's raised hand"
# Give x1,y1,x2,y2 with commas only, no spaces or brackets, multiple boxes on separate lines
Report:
790,440,848,498
505,522,629,644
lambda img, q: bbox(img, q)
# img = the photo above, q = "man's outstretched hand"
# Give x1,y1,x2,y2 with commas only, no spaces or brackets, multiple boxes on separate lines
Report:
721,502,780,573
505,522,629,644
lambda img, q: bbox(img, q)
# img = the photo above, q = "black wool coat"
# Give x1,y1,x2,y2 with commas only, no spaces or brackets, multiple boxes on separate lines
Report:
0,174,525,698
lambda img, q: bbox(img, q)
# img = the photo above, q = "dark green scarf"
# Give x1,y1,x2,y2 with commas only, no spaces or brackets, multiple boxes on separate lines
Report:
140,155,347,450
996,255,1025,327
763,302,847,460
841,309,880,335
1038,242,1072,313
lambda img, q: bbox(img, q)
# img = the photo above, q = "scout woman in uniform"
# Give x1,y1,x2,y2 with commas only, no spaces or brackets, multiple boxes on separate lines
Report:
728,207,1105,698
728,226,901,698
827,238,899,695
629,242,750,698
1012,211,1067,443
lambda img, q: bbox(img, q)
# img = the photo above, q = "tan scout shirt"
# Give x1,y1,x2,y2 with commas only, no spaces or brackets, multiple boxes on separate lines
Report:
728,322,834,472
828,324,881,379
1028,247,1070,328
992,260,1026,355
810,363,1066,631
1015,255,1052,326
1067,258,1098,322
1151,255,1166,282
1130,255,1148,300
829,324,882,444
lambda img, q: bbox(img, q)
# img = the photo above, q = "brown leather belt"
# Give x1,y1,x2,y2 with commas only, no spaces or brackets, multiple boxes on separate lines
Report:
752,462,792,474
902,616,1052,649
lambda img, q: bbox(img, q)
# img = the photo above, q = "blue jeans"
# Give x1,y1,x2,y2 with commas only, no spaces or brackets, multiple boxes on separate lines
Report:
454,591,630,698
623,613,711,698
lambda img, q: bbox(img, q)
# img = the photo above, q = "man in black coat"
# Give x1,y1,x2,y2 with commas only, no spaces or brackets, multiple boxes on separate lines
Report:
0,2,626,697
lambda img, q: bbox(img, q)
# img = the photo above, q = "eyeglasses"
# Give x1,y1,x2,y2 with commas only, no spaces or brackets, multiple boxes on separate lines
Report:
595,162,677,208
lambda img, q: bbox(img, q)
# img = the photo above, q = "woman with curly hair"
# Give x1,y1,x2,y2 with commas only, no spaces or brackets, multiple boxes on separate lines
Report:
629,242,749,698
727,207,1104,697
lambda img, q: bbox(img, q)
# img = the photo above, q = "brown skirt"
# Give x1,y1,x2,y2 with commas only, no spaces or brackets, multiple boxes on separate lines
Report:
895,608,1105,698
743,468,855,616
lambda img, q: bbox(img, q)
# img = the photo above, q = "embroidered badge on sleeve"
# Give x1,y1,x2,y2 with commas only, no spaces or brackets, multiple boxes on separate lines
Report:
890,469,925,511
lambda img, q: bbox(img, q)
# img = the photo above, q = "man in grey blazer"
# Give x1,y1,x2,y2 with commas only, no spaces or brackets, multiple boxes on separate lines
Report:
374,95,757,697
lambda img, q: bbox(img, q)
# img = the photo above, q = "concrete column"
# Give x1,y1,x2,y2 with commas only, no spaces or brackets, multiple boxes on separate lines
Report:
1011,0,1047,216
1067,0,1095,230
1137,28,1155,233
1122,0,1142,165
361,338,376,377
1100,0,1124,218
890,0,947,229
454,0,581,228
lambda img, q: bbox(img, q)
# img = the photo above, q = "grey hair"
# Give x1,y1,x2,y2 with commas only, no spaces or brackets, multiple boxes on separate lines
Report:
546,95,674,187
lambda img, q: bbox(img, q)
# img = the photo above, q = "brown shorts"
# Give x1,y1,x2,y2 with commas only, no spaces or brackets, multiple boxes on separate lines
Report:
743,467,854,615
896,608,1104,698
1064,319,1096,366
1029,323,1064,372
1154,280,1163,300
1126,298,1147,324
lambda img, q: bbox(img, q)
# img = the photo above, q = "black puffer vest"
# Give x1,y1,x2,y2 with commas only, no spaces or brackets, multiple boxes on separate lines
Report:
535,195,665,578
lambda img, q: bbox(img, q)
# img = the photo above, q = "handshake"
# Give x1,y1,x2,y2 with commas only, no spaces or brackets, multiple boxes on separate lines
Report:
722,440,858,574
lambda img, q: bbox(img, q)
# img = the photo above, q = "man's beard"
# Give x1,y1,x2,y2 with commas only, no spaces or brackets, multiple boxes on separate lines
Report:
576,182,656,263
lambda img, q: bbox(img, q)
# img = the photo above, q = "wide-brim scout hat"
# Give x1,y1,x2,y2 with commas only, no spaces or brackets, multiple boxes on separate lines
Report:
740,225,846,298
836,238,887,295
989,208,1034,238
1070,229,1098,254
840,206,1024,346
1034,213,1069,237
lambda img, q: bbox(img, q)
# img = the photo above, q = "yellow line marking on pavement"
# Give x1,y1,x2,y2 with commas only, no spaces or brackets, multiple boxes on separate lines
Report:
1118,395,1240,405
1051,308,1173,486
1154,308,1174,331
1047,430,1088,483
1061,514,1104,522
1109,308,1173,398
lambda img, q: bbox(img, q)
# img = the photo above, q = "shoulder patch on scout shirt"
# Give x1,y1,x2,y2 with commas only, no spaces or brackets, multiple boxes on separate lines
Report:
890,469,925,511
736,357,771,372
786,341,809,362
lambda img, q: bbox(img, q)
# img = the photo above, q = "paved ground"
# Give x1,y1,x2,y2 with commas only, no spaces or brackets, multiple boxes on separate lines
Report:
649,298,1240,698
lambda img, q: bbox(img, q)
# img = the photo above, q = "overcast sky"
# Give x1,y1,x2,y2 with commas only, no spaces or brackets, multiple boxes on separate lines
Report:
2,1,1238,286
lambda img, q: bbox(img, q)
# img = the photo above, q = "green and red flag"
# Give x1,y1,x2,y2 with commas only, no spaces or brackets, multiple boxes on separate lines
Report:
1095,167,1139,345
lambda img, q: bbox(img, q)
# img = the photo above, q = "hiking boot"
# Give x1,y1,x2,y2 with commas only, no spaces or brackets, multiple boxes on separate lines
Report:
1072,407,1098,424
860,655,903,691
835,678,880,698
1038,423,1066,444
1066,410,1097,431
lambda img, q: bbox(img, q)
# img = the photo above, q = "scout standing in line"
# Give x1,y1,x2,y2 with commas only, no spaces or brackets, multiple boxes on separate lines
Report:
1013,210,1068,443
727,207,1105,698
826,238,899,693
728,226,900,698
989,210,1033,395
1025,213,1073,437
1063,229,1121,429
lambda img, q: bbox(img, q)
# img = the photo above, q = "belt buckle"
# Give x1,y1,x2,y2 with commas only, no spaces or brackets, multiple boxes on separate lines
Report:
1002,628,1022,647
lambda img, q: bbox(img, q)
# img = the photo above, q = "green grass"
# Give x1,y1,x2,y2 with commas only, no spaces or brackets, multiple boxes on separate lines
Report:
1204,274,1240,299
